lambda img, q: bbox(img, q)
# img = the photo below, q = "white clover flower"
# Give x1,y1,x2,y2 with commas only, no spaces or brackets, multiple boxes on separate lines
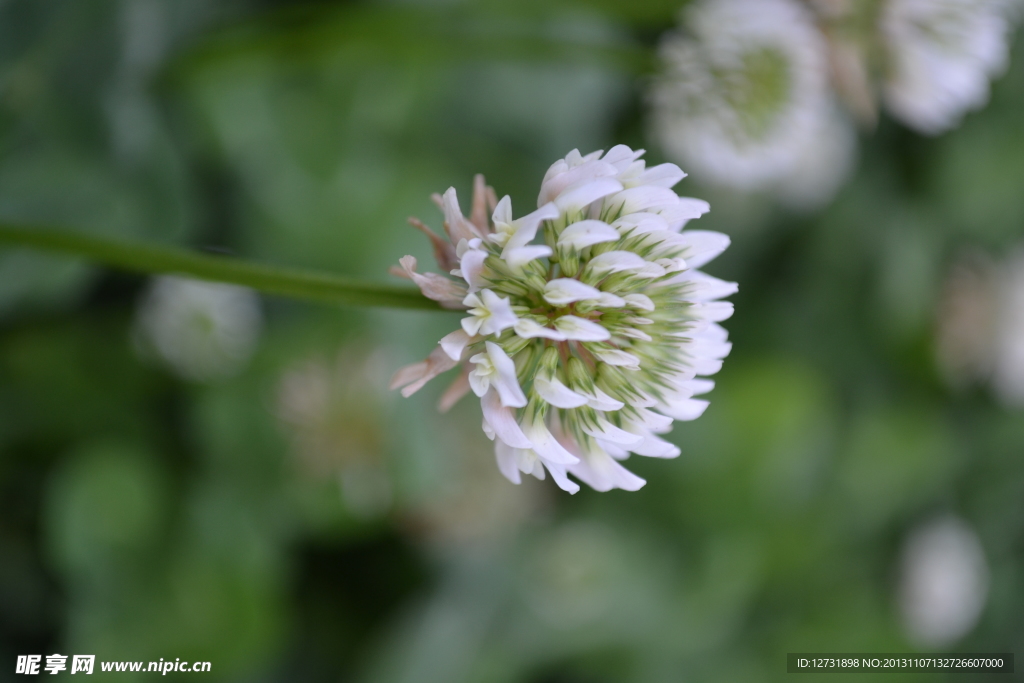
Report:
390,147,735,494
898,516,989,647
134,275,262,381
650,0,856,209
881,0,1017,135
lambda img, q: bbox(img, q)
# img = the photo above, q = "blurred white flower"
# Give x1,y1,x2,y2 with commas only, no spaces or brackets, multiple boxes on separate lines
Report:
881,0,1016,134
391,146,735,494
898,515,989,647
651,0,856,209
134,275,261,381
936,247,1024,407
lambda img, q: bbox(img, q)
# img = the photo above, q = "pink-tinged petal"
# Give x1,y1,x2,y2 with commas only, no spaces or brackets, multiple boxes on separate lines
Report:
438,366,472,413
407,217,459,271
396,256,468,309
389,346,460,397
481,390,532,449
441,187,482,243
470,174,491,234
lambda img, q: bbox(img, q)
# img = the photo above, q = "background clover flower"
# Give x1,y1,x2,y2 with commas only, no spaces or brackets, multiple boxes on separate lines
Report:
650,0,856,209
391,146,735,494
881,0,1017,134
133,275,262,382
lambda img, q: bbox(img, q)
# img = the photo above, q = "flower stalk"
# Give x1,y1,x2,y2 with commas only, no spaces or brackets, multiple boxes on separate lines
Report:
0,222,440,311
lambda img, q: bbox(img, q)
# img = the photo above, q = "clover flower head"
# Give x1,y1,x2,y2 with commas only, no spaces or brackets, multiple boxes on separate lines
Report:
134,275,262,382
882,0,1017,135
391,146,735,493
651,0,855,208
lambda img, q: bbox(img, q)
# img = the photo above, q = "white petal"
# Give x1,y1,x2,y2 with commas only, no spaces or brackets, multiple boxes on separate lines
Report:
588,250,648,274
554,178,624,213
481,390,532,449
673,270,739,302
693,301,735,323
522,418,579,466
659,397,709,421
534,376,589,408
567,447,645,492
553,316,611,342
513,318,567,341
544,278,604,306
594,348,641,368
657,197,711,232
459,248,488,290
494,441,523,485
503,202,560,252
613,212,670,235
627,432,681,458
460,316,484,336
485,341,527,408
542,462,581,494
623,293,655,311
439,329,474,360
539,160,618,206
491,195,512,226
504,245,552,268
676,230,730,269
583,387,625,411
583,418,644,445
639,163,686,187
478,289,519,334
558,220,621,250
606,186,679,215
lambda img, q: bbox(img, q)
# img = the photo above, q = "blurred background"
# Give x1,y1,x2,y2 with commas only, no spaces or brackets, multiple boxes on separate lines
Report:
1,0,1023,680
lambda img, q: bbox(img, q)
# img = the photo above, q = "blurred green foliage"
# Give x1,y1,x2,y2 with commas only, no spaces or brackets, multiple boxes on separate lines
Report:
1,0,1023,682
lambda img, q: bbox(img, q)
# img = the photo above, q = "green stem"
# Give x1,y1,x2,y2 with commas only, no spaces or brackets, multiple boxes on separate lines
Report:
0,223,442,311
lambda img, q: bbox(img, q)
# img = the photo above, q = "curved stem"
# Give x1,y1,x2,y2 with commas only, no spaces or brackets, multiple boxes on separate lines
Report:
0,223,442,311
